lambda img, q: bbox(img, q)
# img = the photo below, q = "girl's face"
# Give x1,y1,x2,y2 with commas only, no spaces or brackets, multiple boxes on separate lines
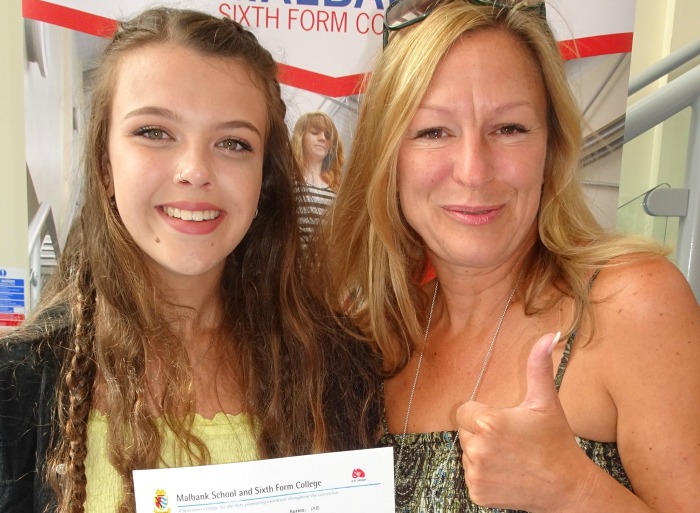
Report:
106,43,267,287
302,124,330,165
397,29,548,273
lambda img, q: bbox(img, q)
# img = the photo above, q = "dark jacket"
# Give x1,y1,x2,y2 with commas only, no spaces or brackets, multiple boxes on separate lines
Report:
0,316,66,512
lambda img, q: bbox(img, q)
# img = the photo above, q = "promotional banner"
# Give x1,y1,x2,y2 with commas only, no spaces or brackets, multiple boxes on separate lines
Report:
23,0,636,97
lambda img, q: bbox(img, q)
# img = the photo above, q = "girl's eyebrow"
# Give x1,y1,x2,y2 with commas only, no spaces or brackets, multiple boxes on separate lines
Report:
123,106,179,122
218,120,263,137
122,106,262,137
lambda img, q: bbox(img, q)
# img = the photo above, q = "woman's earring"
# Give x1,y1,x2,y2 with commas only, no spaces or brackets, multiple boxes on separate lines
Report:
254,208,259,218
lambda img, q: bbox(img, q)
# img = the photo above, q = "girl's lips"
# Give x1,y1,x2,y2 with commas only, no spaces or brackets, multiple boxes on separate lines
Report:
157,203,226,235
161,206,220,222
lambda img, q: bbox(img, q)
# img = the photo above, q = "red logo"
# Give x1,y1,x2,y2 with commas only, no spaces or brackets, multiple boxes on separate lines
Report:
352,468,365,479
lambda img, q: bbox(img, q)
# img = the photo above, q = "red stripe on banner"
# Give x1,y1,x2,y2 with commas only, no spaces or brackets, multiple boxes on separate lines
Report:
23,0,117,38
278,64,367,98
559,32,633,60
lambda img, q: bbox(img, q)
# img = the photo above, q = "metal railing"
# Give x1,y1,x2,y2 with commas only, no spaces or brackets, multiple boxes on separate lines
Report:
581,39,700,169
628,38,700,96
27,201,61,311
623,38,700,300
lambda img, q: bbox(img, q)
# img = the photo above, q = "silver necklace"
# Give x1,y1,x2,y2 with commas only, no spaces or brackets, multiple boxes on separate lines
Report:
395,277,519,472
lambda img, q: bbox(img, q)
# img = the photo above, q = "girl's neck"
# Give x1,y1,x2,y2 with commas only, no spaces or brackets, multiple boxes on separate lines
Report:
303,161,326,187
156,263,223,314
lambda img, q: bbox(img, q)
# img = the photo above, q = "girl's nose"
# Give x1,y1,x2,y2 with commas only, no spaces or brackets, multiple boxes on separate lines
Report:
175,143,213,188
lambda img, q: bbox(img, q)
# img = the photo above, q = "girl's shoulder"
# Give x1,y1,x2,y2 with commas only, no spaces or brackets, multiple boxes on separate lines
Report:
1,304,71,371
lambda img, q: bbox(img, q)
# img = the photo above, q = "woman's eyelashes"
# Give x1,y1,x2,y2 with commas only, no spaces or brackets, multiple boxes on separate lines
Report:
412,123,531,140
415,127,447,140
495,123,529,136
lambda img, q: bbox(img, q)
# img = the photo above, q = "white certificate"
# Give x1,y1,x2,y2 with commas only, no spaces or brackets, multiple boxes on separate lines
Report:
133,446,395,513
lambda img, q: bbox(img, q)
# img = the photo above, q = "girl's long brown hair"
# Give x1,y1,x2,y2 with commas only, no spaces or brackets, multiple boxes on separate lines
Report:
8,8,380,512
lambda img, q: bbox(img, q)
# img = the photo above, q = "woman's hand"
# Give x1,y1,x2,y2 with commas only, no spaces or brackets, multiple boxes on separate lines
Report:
456,333,592,512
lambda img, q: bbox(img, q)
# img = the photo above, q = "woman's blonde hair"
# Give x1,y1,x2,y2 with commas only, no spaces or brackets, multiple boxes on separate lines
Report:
325,1,666,374
291,112,345,191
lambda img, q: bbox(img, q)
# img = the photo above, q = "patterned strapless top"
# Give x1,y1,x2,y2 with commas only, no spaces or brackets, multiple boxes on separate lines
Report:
381,328,632,513
381,429,632,513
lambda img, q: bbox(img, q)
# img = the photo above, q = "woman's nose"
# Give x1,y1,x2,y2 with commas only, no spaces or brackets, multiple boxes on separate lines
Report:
451,135,493,187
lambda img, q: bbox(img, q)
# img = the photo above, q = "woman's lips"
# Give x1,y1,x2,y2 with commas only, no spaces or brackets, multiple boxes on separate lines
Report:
444,204,503,225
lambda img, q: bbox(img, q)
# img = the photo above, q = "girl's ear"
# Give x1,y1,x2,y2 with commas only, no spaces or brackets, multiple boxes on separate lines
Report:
103,156,115,197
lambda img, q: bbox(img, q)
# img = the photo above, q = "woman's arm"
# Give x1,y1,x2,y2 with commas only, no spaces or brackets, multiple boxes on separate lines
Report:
597,256,700,512
457,256,700,513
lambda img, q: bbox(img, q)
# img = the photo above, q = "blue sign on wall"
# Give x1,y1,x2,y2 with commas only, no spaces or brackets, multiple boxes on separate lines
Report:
0,268,26,327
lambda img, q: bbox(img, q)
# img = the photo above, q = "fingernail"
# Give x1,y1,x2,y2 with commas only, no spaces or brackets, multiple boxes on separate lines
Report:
547,331,561,355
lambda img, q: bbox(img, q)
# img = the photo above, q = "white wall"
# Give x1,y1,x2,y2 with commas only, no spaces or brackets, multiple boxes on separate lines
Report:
0,1,29,323
24,20,84,246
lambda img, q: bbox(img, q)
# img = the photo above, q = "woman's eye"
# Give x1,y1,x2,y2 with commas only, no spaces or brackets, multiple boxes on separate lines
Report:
496,124,528,135
220,138,252,152
416,128,445,140
134,127,169,140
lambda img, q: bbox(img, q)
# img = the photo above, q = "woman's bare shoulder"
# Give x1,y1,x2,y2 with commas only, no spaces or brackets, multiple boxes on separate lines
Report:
592,254,698,320
589,254,699,402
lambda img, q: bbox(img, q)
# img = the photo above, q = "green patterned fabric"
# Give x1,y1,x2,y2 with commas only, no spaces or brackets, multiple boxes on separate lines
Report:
381,329,632,512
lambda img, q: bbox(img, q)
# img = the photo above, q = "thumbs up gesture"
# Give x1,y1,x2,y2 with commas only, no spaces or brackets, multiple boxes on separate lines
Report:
456,332,586,511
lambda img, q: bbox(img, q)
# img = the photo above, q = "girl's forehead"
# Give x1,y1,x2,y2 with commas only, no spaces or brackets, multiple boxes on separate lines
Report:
307,115,330,128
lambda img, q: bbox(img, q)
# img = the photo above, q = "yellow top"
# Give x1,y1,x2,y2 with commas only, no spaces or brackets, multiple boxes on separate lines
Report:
84,409,259,512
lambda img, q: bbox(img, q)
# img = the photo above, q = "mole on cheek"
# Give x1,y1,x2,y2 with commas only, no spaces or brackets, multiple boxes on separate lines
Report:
155,237,160,243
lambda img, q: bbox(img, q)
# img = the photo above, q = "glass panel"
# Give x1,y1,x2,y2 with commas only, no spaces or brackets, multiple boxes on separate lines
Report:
617,183,673,255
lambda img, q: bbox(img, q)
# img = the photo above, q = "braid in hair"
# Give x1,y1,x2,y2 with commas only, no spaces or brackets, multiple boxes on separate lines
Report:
56,255,97,512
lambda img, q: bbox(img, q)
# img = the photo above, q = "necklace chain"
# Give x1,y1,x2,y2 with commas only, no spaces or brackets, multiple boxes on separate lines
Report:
191,336,215,369
395,277,519,473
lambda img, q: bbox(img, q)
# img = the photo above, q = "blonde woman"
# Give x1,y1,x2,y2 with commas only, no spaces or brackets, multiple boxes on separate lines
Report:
324,0,700,511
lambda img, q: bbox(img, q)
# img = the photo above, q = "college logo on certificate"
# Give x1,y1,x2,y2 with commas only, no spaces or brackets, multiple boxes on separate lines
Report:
154,489,170,513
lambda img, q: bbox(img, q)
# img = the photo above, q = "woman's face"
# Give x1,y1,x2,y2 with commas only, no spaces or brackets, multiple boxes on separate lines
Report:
106,43,267,286
302,124,330,164
397,29,548,273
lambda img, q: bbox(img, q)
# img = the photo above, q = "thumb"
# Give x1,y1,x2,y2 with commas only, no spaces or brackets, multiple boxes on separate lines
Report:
520,331,560,411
